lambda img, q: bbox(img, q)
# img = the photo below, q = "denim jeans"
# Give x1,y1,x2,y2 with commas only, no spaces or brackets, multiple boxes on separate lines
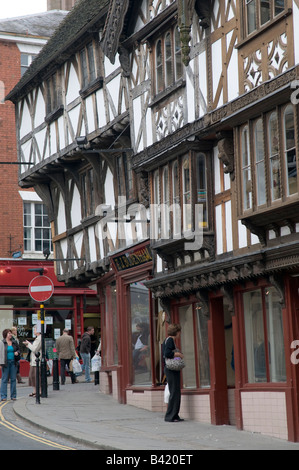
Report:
1,360,17,400
81,353,91,381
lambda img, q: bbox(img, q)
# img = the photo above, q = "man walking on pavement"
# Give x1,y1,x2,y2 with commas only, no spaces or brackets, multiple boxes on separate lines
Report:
80,326,94,383
56,329,78,385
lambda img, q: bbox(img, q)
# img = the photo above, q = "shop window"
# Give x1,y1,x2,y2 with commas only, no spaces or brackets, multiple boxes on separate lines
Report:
239,103,298,213
23,202,52,253
242,287,286,383
178,303,210,389
103,282,118,366
244,0,286,36
130,281,152,386
153,25,183,95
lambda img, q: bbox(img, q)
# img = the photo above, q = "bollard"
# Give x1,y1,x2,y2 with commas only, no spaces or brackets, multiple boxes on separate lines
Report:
94,370,99,385
53,357,60,390
35,352,41,404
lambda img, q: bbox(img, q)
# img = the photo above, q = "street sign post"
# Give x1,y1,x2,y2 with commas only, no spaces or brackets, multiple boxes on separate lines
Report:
28,275,54,399
29,275,54,302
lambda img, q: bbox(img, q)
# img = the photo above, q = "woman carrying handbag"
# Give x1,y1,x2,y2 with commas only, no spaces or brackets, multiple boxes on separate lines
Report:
162,323,185,422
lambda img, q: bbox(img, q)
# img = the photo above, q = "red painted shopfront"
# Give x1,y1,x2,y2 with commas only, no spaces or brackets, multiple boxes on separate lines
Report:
0,258,99,376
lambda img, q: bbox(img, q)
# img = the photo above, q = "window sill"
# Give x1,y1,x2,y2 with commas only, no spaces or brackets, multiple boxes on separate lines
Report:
45,105,64,124
236,8,292,50
149,78,186,108
79,77,103,99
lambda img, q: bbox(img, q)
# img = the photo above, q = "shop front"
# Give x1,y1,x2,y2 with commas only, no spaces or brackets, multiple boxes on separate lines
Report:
99,242,168,406
0,259,99,376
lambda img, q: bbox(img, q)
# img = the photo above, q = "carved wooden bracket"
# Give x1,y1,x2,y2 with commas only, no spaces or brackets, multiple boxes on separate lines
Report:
217,131,235,181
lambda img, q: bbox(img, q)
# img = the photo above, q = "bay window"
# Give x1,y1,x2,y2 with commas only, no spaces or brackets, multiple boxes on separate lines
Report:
151,152,209,242
239,102,298,213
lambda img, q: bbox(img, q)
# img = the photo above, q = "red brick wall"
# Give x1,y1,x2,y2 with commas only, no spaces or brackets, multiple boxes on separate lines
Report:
0,40,33,257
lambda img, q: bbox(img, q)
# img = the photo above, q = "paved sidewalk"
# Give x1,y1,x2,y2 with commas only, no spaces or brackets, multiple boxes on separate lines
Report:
12,378,299,450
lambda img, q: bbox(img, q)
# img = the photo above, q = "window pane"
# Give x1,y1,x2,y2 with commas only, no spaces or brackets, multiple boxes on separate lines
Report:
165,32,173,88
268,112,281,200
161,167,170,238
183,157,192,231
284,105,297,196
242,126,252,210
174,27,182,81
254,119,266,205
260,0,270,25
243,290,266,383
265,287,286,382
172,161,181,236
179,305,197,389
196,153,207,228
195,305,210,388
156,40,163,93
246,0,257,34
275,0,285,16
130,282,151,386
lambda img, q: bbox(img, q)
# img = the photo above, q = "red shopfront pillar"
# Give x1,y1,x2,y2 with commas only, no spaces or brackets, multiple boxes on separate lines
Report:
208,295,230,425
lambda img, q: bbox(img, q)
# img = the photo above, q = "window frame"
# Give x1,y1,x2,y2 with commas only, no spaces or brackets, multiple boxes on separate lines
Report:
243,0,286,37
23,202,53,254
240,285,287,384
153,24,183,96
151,151,209,242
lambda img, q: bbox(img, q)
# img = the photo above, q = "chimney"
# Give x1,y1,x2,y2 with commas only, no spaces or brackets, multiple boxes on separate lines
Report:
47,0,77,11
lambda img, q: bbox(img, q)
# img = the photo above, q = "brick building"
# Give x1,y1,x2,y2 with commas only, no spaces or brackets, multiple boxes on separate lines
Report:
0,1,99,374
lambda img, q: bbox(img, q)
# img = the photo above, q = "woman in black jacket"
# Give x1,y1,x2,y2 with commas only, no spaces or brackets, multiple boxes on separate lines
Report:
163,324,184,422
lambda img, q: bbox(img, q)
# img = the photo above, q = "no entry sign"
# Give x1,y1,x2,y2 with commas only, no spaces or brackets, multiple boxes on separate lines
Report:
29,275,54,302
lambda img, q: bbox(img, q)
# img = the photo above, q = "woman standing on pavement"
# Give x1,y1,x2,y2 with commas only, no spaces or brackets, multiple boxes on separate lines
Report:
163,323,184,422
0,329,21,401
23,326,42,397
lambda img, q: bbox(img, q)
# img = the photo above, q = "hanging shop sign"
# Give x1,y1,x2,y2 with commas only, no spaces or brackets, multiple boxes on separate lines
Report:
113,246,152,272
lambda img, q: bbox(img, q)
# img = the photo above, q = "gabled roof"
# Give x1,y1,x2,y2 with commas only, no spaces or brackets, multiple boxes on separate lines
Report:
0,10,69,38
6,0,110,102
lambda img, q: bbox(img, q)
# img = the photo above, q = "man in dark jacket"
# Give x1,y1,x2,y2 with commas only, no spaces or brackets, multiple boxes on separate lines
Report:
79,326,94,382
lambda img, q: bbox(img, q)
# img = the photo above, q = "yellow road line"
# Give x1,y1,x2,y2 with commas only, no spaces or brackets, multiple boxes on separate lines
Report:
0,401,75,450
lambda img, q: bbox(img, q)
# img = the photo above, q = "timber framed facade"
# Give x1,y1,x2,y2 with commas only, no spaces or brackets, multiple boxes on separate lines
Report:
6,0,299,441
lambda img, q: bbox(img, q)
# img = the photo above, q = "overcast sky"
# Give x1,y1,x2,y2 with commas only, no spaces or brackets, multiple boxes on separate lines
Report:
0,0,47,19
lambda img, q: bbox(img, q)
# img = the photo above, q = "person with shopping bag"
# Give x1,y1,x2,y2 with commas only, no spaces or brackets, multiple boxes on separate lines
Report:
56,329,78,385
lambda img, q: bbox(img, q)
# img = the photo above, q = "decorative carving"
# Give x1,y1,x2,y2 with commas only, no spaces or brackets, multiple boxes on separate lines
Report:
217,132,235,180
101,0,130,64
241,219,267,247
195,0,211,28
268,274,286,308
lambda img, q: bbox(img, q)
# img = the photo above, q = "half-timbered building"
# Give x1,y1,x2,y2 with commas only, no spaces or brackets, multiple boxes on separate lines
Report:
6,0,299,441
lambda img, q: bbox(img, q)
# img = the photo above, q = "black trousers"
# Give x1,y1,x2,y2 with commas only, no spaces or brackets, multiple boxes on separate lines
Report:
60,358,76,384
164,367,181,422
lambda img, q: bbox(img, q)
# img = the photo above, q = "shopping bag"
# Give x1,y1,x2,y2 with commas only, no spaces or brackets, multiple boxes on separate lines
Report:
164,383,170,404
91,354,101,372
72,358,82,376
